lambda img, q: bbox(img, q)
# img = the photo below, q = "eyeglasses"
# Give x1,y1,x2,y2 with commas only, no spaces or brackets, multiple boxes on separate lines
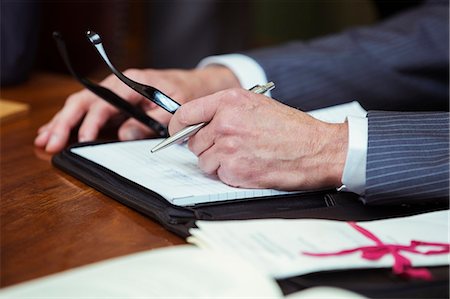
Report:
53,31,168,137
86,31,181,114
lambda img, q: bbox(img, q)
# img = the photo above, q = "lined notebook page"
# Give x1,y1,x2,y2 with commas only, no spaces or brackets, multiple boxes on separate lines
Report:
71,140,298,206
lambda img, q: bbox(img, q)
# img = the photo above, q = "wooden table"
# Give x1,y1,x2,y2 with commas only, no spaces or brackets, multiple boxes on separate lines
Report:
0,73,184,288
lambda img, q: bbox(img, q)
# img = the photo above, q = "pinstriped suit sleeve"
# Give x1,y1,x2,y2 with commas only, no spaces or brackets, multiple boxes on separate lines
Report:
242,1,449,204
364,111,449,205
245,1,448,112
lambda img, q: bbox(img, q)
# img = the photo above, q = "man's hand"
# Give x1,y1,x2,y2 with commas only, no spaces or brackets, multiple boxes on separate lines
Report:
169,88,349,191
34,66,239,153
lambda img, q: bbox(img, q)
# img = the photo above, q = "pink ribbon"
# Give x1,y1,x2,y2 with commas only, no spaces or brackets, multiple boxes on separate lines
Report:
302,222,449,280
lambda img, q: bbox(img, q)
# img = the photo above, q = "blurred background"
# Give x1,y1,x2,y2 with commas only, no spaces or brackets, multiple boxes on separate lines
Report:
1,0,421,86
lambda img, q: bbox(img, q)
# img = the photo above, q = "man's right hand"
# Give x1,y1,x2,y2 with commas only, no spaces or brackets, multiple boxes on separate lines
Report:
34,66,240,153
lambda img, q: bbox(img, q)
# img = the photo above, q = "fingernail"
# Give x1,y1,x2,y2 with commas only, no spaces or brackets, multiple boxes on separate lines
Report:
45,134,60,152
78,134,91,143
123,128,144,140
34,130,49,146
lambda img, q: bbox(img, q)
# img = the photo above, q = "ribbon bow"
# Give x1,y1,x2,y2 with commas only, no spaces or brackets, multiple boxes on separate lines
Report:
302,222,449,280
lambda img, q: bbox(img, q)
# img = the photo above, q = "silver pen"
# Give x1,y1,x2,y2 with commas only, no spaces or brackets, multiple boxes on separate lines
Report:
150,82,275,153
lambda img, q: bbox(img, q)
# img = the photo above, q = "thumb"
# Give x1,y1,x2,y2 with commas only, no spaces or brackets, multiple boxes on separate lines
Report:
169,91,223,135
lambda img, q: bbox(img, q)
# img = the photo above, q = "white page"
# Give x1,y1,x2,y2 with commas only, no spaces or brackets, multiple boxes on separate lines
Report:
286,287,367,299
0,245,282,298
189,210,449,279
72,140,298,206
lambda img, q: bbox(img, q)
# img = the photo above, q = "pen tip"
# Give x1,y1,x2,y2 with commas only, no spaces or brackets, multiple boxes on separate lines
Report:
150,146,160,153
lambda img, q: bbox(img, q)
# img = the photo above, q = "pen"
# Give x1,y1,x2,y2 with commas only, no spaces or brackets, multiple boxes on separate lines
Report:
150,82,275,153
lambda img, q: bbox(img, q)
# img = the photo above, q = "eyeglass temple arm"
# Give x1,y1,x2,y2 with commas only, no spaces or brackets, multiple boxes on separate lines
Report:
52,32,168,137
85,31,181,114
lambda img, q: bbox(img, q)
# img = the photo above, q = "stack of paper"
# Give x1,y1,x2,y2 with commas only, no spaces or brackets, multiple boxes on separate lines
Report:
188,210,449,279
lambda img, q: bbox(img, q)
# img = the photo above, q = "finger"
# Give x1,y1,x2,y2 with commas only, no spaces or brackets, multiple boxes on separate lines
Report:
35,118,57,147
118,105,172,140
34,129,51,147
217,164,241,188
99,73,142,104
197,146,221,175
168,91,224,135
118,118,155,141
145,106,172,125
58,90,98,126
37,120,53,134
140,100,159,112
43,120,73,153
38,110,63,133
78,102,118,142
36,90,97,151
187,123,215,156
34,107,78,150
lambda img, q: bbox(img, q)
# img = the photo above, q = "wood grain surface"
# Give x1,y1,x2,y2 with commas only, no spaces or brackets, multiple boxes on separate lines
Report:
0,73,184,288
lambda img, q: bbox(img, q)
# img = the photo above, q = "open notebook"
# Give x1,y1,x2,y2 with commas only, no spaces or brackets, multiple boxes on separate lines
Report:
71,101,367,207
72,140,299,206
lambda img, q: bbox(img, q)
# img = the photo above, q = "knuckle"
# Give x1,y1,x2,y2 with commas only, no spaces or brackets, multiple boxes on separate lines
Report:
85,117,103,130
213,115,239,136
51,119,69,136
225,158,240,175
220,138,239,154
65,90,94,109
94,99,115,112
214,120,232,135
220,88,246,104
221,158,243,180
228,88,246,99
217,162,241,188
217,167,234,187
221,157,264,187
65,93,80,106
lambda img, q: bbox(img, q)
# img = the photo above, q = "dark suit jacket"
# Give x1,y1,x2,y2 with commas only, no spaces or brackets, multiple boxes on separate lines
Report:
0,2,39,86
246,0,449,204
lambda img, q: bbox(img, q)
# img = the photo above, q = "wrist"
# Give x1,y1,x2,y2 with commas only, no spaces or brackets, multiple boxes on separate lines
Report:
320,121,349,188
331,121,349,187
288,114,349,191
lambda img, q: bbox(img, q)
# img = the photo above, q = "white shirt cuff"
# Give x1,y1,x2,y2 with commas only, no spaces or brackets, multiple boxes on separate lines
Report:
197,54,270,95
341,116,368,195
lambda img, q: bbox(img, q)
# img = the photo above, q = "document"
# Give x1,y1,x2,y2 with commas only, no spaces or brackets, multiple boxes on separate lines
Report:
0,245,366,299
188,210,449,279
71,101,367,207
